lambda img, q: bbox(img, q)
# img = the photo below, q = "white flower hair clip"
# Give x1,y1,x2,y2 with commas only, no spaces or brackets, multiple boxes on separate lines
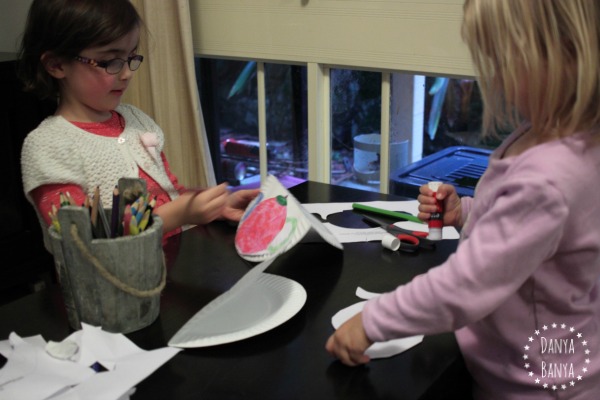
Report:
140,132,160,161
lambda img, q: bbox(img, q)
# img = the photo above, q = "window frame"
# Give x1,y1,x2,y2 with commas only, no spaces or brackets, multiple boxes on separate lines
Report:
189,0,474,193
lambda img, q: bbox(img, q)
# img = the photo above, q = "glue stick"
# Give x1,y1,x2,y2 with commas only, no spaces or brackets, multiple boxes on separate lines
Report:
427,181,443,241
381,233,400,251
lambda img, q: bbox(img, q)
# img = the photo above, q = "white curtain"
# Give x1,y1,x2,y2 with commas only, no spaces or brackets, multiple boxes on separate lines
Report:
124,0,216,188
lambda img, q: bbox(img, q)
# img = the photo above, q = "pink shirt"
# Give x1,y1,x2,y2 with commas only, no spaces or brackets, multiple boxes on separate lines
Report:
363,126,600,399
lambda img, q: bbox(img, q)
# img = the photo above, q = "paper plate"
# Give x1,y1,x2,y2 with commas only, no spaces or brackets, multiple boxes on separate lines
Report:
235,175,342,262
168,273,307,348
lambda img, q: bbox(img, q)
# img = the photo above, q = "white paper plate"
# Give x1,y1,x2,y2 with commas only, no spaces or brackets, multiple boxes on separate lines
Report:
168,273,307,348
235,175,342,262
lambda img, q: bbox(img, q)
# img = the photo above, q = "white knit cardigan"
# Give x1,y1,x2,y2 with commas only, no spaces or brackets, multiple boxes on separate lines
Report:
21,104,180,248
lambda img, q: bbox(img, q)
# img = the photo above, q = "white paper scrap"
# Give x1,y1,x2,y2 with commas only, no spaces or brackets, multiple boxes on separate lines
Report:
0,324,180,400
51,347,179,400
46,339,79,360
355,286,381,300
0,333,95,400
331,291,424,360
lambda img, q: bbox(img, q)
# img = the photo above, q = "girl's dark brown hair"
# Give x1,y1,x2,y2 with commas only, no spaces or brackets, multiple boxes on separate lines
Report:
18,0,143,100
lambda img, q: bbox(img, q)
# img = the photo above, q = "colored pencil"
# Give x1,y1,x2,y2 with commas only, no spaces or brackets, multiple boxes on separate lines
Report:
138,209,151,231
59,192,69,207
65,191,77,206
48,210,60,232
129,215,139,235
90,186,100,228
110,186,120,238
122,204,132,236
96,193,111,238
135,196,146,223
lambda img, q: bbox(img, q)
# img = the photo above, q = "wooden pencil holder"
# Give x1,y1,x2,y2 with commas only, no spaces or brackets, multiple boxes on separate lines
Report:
47,206,165,333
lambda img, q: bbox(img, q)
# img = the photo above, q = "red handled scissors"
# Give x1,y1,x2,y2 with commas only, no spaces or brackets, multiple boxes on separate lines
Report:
361,214,436,251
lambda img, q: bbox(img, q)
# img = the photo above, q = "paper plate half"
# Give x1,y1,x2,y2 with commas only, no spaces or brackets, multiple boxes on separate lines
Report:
168,273,307,348
235,175,342,262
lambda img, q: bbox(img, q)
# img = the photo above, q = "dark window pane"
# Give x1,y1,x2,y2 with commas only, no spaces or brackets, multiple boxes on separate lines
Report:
196,58,307,187
330,68,381,192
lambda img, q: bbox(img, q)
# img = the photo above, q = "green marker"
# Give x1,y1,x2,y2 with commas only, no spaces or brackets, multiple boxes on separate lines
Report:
352,203,425,224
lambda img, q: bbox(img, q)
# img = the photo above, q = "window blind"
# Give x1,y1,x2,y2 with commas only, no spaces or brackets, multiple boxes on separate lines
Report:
189,0,474,78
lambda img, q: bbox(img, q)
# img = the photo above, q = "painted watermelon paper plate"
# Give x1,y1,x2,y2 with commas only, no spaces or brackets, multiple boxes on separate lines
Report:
235,175,342,262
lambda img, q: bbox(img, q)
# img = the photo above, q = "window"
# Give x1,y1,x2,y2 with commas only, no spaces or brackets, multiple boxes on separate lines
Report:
189,0,480,195
197,57,492,195
196,59,308,188
330,68,381,189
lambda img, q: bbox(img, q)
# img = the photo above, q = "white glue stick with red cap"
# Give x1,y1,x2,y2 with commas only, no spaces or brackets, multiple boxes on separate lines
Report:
427,181,444,241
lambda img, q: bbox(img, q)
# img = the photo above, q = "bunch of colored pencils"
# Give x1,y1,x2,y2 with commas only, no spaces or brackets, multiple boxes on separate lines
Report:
49,185,155,239
49,188,111,238
118,193,156,237
48,191,78,233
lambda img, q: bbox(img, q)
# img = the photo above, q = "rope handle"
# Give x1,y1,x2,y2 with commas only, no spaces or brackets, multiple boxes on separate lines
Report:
70,224,166,298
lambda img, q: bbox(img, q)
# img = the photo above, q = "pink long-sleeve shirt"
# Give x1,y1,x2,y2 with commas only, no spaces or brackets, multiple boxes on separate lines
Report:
363,125,600,399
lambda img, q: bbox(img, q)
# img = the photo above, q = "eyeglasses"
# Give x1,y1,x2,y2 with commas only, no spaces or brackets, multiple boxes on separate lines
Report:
74,54,144,75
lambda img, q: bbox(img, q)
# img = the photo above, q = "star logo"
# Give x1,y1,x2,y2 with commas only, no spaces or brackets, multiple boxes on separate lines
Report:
522,322,592,394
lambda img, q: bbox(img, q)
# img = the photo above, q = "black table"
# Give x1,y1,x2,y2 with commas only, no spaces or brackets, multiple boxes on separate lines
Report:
0,181,472,399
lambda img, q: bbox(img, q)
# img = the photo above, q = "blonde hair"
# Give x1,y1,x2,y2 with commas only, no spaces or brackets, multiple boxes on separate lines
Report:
462,0,600,139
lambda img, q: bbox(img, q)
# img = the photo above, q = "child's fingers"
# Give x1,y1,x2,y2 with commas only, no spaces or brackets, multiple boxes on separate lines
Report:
325,334,336,356
417,193,437,206
325,334,353,365
185,184,230,224
228,188,260,209
418,183,454,222
203,189,229,214
417,193,439,214
325,313,372,366
204,182,229,198
418,184,435,197
325,334,370,366
435,183,455,201
420,183,454,199
198,184,229,207
237,188,260,200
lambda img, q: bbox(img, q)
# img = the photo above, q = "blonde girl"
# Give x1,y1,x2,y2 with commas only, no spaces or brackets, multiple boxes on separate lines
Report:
327,1,600,398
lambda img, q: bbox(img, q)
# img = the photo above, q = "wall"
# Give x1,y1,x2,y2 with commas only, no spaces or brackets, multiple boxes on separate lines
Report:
189,0,474,78
0,0,32,61
1,0,473,75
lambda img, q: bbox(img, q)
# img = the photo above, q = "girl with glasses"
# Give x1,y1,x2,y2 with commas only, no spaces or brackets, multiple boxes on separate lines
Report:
18,0,258,243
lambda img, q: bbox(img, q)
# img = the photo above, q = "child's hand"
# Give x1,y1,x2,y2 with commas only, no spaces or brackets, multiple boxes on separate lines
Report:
184,183,231,225
325,312,372,366
221,189,260,221
417,183,462,229
157,183,231,232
